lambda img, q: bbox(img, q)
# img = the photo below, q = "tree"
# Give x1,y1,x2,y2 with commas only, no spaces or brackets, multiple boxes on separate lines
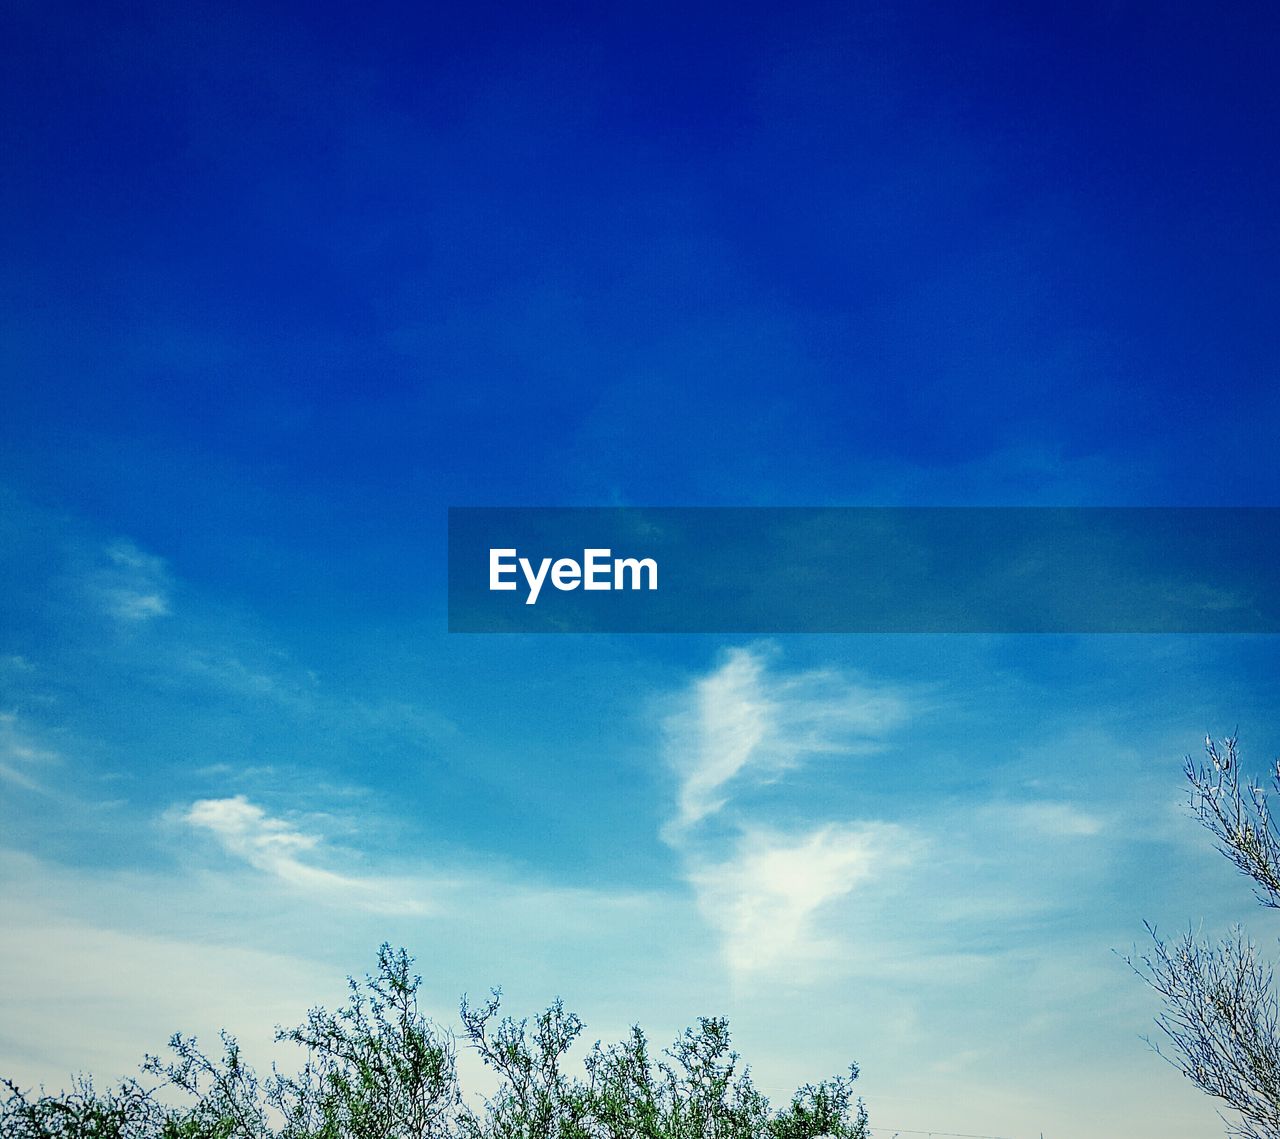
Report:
1131,735,1280,1139
0,1074,173,1139
2,945,869,1139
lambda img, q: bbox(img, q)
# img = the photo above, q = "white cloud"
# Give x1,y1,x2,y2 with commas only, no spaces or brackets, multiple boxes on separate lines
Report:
184,795,426,915
0,893,334,1089
665,648,773,833
109,591,170,620
662,647,914,982
180,650,311,705
997,800,1105,837
0,712,59,792
689,822,909,978
0,841,699,1098
92,539,172,622
663,646,906,837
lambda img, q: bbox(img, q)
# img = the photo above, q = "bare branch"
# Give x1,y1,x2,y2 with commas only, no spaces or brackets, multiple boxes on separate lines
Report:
1186,735,1280,908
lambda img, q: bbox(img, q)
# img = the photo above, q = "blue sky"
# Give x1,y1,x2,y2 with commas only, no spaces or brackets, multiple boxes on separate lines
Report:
3,3,1280,1137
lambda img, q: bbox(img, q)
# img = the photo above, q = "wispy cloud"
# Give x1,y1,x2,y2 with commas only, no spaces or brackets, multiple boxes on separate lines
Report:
178,649,319,709
663,646,906,839
0,883,336,1090
184,795,426,915
0,712,59,792
994,800,1105,837
688,822,910,976
662,646,913,981
91,540,172,622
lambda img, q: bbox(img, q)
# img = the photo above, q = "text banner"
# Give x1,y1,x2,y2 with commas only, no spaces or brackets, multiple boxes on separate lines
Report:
448,507,1280,633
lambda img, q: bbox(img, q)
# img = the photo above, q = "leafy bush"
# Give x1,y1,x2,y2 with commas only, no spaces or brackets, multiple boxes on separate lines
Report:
3,945,868,1139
